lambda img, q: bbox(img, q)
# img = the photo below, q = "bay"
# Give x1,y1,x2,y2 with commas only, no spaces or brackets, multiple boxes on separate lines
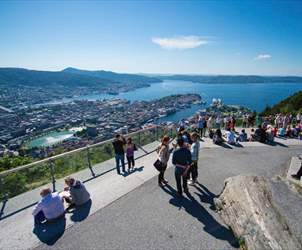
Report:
49,80,302,113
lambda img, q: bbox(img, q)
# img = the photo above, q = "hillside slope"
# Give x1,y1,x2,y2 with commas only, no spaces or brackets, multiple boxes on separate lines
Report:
261,91,302,115
62,67,162,85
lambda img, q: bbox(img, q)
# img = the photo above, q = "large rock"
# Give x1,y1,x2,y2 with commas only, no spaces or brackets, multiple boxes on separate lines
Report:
214,175,302,250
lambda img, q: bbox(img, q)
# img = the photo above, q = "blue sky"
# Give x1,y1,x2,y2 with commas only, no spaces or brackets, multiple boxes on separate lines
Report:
0,1,301,75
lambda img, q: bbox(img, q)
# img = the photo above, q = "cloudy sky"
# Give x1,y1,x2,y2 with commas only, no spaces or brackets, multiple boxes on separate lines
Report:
0,1,301,75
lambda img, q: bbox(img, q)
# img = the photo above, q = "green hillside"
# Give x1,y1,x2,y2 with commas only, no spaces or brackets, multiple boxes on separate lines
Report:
261,91,302,115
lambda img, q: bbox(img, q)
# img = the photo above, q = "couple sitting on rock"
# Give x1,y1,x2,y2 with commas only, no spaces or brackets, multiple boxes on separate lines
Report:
32,177,90,225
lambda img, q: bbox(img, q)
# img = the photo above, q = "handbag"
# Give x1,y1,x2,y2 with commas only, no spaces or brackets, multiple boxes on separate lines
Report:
153,159,164,172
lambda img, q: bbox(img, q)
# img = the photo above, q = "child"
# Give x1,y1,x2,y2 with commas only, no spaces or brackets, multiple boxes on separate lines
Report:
126,138,137,172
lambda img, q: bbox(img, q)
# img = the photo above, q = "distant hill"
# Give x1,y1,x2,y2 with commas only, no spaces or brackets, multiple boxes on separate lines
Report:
0,68,116,87
0,67,162,88
159,74,302,83
62,67,162,85
261,91,302,115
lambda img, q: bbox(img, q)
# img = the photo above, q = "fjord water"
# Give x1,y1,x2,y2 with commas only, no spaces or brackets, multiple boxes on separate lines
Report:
60,80,302,112
30,80,302,147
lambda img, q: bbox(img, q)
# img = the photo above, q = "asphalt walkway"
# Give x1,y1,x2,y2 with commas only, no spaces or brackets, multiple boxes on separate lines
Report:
36,143,302,250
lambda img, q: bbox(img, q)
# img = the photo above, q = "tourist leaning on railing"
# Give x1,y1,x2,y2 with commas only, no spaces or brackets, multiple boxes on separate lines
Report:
112,134,126,175
126,137,137,172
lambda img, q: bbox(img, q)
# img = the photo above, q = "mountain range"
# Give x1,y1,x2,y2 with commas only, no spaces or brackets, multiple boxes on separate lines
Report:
0,67,162,88
0,67,302,89
160,74,302,83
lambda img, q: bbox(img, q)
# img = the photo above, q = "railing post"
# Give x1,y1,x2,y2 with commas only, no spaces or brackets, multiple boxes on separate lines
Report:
170,127,173,138
86,147,96,177
0,177,8,203
48,160,56,192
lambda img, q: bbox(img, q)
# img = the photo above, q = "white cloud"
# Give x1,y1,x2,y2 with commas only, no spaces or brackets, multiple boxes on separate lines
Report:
152,36,209,50
254,54,272,60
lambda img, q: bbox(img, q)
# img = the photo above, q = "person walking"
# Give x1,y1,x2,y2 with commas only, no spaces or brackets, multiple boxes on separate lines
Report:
112,134,126,174
172,138,192,197
187,132,200,185
157,135,171,187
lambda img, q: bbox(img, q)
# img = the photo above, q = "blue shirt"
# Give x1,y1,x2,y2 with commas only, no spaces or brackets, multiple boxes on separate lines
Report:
32,192,65,220
172,147,192,167
190,141,200,161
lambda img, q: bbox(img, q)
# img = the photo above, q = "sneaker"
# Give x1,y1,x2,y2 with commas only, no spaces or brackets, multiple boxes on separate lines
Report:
188,181,195,186
177,192,183,198
162,179,169,184
158,183,164,187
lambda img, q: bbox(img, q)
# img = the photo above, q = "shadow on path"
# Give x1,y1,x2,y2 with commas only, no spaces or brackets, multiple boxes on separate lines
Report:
122,166,144,177
33,217,66,245
69,199,92,222
219,143,233,149
194,183,217,211
270,141,289,148
162,184,239,248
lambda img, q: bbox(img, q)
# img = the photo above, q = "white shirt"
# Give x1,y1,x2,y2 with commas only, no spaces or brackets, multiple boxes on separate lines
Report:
226,131,235,144
32,192,65,220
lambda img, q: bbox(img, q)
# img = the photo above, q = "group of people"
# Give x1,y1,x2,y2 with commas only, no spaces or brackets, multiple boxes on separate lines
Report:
192,112,302,145
33,112,302,224
156,130,200,196
112,134,138,174
32,177,90,225
194,114,256,139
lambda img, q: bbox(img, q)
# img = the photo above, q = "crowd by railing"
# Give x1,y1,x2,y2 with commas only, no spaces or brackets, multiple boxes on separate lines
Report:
0,125,178,205
1,112,301,206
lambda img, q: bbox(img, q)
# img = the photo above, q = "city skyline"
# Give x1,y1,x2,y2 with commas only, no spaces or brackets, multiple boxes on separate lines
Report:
0,1,302,75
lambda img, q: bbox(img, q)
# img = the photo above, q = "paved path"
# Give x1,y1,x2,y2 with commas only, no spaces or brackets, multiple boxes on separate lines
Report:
1,136,301,249
36,144,302,250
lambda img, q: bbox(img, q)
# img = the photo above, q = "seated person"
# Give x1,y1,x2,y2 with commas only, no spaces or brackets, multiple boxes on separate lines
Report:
266,126,275,143
32,188,65,225
213,129,223,144
255,125,266,143
285,125,292,137
224,128,235,145
273,127,278,137
278,126,286,137
249,128,255,141
63,177,90,206
208,129,214,139
238,129,248,142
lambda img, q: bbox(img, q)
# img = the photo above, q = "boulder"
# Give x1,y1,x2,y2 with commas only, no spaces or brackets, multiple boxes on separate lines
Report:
214,175,302,250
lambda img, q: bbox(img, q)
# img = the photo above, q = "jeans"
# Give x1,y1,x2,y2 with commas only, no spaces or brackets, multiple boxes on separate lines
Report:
158,163,167,183
189,161,198,181
198,128,203,138
115,154,125,174
175,166,188,195
127,155,135,169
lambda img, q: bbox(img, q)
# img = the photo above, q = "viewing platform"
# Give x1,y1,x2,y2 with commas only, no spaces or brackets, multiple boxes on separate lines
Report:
0,127,302,249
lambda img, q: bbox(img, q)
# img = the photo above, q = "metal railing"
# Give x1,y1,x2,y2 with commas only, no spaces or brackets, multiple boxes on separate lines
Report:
0,125,177,203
